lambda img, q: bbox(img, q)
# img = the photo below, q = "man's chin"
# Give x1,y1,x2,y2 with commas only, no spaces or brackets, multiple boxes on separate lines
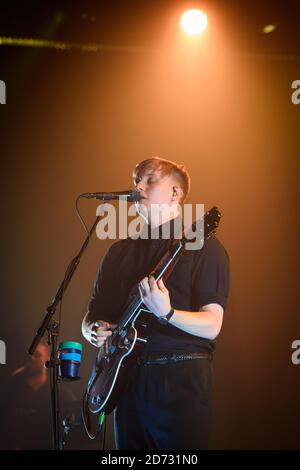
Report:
135,202,150,224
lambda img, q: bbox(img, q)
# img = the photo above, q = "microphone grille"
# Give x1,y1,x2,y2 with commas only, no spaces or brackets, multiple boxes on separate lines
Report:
128,190,141,202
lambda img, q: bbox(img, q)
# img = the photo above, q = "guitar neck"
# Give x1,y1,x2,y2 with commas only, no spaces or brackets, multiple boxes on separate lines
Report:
117,240,184,330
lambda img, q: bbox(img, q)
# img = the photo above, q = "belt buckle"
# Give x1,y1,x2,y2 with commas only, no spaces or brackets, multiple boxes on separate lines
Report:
169,354,180,363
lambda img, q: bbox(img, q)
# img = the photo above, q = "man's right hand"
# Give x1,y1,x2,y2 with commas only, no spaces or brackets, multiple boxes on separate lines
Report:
90,320,117,348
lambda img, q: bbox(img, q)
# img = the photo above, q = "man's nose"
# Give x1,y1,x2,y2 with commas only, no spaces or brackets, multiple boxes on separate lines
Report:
136,180,146,192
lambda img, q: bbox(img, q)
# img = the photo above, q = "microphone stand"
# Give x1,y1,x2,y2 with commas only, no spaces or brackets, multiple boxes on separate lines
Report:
28,213,102,450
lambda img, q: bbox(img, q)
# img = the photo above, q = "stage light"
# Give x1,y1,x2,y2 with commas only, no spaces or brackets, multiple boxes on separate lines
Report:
180,9,208,36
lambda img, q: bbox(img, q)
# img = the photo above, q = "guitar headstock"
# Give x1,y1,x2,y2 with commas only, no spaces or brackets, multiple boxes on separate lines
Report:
181,206,221,249
204,206,221,239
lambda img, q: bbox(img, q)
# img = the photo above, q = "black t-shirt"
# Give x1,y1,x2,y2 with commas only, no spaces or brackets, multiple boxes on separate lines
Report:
87,221,230,355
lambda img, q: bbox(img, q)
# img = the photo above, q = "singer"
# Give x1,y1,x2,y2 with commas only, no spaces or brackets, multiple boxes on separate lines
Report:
81,157,230,450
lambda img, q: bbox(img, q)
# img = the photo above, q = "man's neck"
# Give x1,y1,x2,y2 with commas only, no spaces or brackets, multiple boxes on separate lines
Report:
148,206,180,229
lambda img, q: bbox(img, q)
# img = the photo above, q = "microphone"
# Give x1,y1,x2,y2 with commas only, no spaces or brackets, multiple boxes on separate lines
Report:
80,189,141,202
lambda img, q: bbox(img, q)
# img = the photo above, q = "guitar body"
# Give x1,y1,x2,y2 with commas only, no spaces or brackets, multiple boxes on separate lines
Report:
85,322,146,416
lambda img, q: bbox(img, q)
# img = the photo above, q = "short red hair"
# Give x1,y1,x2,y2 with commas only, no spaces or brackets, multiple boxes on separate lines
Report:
133,157,191,203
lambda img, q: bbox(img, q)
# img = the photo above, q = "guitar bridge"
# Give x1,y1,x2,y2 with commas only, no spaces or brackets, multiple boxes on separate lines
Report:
92,395,102,405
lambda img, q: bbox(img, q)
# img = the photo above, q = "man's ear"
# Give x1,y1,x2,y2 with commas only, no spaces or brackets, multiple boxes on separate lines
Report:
172,186,183,202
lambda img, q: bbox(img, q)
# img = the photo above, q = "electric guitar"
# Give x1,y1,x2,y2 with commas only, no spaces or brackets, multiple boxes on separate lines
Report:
83,206,221,437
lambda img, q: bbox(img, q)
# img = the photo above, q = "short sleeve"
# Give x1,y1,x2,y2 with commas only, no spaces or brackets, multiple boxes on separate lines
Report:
87,246,114,322
191,236,230,311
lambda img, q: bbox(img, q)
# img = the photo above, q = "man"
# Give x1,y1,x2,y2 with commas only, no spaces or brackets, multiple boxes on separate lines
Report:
82,157,230,450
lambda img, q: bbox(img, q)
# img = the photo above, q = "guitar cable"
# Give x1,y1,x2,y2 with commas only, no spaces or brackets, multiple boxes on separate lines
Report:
100,412,107,450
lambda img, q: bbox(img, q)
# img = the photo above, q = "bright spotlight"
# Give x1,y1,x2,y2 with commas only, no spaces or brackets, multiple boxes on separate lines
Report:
180,9,208,36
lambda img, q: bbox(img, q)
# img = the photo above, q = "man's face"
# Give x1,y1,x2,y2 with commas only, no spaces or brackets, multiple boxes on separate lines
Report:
134,169,180,224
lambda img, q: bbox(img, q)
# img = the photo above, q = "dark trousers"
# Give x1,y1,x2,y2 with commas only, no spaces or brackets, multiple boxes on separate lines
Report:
114,358,213,450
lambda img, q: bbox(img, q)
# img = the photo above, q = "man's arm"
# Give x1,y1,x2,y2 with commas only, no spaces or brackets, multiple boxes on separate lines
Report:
81,311,95,343
167,304,223,340
139,276,224,340
81,311,117,347
82,245,118,347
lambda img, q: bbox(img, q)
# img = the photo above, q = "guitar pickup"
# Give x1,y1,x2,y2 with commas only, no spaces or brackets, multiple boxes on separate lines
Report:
92,395,102,405
108,345,116,354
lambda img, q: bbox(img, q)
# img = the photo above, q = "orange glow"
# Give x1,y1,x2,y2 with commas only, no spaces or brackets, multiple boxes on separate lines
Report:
180,9,208,36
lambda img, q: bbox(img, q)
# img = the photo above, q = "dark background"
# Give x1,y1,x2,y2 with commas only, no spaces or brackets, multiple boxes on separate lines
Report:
0,0,299,449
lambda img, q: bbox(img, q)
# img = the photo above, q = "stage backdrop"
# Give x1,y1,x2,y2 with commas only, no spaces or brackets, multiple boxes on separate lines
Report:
1,0,299,449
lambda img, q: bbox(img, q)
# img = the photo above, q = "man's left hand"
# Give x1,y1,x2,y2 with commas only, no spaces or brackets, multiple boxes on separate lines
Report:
139,276,171,318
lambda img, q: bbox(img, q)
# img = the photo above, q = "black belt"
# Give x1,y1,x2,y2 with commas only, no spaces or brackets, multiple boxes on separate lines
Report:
137,352,211,366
